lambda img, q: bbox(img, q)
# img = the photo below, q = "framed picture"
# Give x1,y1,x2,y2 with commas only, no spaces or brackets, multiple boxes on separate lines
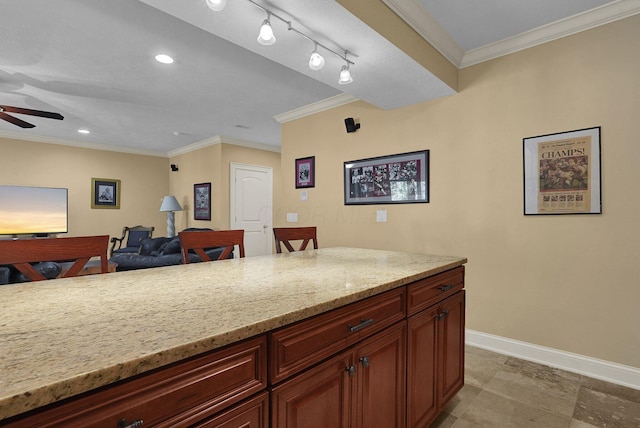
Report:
523,126,601,215
295,156,315,188
194,182,211,220
344,150,429,205
91,178,120,209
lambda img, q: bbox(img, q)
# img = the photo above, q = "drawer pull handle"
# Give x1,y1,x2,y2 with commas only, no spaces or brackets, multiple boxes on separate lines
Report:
438,285,453,292
348,318,374,332
118,419,144,428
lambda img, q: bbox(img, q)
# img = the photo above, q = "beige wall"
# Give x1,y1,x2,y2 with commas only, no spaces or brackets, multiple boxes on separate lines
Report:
0,137,169,240
280,15,640,368
169,142,281,231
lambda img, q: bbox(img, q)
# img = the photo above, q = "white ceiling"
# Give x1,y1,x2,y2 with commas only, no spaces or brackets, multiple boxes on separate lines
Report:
0,0,638,156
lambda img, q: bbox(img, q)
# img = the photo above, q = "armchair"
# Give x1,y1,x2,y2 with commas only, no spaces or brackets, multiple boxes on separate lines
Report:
110,225,154,256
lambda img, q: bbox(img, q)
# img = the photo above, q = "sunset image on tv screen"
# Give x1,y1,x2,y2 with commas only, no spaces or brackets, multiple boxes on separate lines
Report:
0,186,68,235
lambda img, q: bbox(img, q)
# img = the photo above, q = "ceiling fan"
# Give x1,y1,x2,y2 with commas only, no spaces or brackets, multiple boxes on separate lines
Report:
0,104,64,128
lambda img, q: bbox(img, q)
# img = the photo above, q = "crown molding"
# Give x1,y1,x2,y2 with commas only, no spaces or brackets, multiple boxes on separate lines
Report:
166,135,280,157
381,0,465,67
274,93,359,124
383,0,640,69
0,130,166,157
461,0,640,67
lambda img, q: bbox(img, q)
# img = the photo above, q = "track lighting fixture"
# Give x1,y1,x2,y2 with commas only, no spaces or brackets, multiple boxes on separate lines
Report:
339,64,353,85
257,13,276,45
308,43,325,71
205,0,355,83
205,0,226,12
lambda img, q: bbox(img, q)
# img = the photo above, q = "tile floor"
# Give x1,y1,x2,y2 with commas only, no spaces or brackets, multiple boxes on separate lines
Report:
430,346,640,428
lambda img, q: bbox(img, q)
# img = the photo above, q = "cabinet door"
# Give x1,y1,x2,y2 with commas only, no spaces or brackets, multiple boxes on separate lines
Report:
271,351,353,428
407,304,440,428
439,291,465,405
355,321,406,428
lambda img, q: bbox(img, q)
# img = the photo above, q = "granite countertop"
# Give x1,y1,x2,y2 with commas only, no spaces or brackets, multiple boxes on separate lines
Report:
0,247,466,420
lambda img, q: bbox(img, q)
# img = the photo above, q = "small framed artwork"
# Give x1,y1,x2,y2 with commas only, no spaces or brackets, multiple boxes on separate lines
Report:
344,150,429,205
295,156,315,188
91,178,120,209
194,182,211,220
523,126,601,215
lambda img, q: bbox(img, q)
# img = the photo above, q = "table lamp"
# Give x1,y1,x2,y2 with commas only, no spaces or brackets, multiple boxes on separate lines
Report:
159,196,183,238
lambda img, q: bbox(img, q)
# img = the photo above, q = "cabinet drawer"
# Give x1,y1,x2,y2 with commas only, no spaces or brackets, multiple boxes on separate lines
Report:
269,288,406,384
4,336,267,428
407,266,464,316
195,391,269,428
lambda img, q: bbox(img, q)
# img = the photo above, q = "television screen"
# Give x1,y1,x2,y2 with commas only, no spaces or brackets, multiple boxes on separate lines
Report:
0,185,68,235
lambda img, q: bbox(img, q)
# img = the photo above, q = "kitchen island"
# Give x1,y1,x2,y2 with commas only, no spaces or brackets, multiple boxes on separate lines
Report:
1,247,466,427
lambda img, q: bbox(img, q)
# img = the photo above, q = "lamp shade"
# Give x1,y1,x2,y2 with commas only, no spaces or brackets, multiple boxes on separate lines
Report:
339,65,353,84
159,195,183,212
205,0,226,11
257,19,276,45
309,51,325,71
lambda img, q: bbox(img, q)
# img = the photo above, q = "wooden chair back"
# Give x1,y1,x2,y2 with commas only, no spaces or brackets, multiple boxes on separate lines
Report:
179,229,245,264
0,235,110,281
273,226,318,253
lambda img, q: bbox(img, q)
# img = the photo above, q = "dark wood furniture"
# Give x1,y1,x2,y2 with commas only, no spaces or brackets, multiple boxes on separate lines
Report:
0,235,110,281
3,260,464,427
109,225,154,256
179,229,245,263
3,336,266,427
273,226,318,253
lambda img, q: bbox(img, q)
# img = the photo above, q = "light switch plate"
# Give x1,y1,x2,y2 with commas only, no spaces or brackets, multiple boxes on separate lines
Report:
376,210,387,222
287,213,298,223
300,190,308,201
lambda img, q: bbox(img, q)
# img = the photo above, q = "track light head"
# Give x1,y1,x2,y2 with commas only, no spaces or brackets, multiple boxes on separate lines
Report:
257,15,276,45
205,0,226,11
339,65,353,84
308,43,325,71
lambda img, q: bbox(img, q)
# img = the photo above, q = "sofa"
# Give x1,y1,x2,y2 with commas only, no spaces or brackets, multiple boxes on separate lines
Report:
109,229,232,271
0,262,62,285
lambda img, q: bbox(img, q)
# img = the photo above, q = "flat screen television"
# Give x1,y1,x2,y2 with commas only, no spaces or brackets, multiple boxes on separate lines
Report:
0,185,68,236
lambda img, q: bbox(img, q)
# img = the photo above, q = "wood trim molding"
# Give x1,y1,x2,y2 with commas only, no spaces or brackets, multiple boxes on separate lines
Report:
466,329,640,390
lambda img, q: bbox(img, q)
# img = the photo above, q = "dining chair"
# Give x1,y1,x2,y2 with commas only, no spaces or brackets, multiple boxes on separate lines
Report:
179,229,245,264
273,226,318,253
109,225,154,256
0,235,110,281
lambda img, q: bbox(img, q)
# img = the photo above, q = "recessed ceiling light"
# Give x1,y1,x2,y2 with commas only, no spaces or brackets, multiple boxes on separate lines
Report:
155,54,174,64
78,129,90,134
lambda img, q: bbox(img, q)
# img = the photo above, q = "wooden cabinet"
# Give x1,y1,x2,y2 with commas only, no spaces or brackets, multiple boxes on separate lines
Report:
407,290,465,428
4,264,465,428
269,288,406,384
3,336,267,428
194,392,269,428
271,322,406,428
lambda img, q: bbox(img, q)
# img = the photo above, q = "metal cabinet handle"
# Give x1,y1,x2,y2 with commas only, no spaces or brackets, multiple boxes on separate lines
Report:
346,365,357,377
437,285,453,292
348,318,374,332
436,309,450,320
359,356,370,368
118,419,144,428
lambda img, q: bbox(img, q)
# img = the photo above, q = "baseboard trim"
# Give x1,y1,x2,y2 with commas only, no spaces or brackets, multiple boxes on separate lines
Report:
466,329,640,390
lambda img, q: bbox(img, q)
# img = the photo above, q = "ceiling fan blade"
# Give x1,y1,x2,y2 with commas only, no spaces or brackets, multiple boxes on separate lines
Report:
0,111,36,128
0,105,64,120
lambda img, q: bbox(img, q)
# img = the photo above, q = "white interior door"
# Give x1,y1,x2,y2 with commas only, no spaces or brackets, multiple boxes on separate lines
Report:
230,162,273,257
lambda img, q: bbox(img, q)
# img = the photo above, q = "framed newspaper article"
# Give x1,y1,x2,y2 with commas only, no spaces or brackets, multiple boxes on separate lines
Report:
523,127,601,215
344,150,429,205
